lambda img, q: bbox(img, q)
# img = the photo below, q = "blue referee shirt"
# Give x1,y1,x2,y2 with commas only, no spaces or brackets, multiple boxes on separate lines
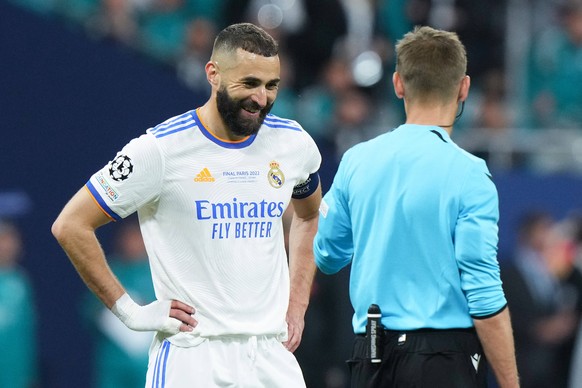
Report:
314,124,507,334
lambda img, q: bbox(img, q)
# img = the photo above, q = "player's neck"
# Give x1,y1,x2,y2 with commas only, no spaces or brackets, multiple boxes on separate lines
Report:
197,104,244,142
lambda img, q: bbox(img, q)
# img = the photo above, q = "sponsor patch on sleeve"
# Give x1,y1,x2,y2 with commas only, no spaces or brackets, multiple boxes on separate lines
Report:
95,172,120,202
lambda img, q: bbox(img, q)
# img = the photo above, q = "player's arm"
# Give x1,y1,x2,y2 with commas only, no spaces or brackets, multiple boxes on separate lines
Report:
52,187,123,307
52,187,196,333
473,307,520,388
284,181,322,352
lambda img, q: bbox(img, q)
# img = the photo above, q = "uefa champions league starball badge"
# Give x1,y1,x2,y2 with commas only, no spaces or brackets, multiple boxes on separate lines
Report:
268,161,285,188
108,154,134,182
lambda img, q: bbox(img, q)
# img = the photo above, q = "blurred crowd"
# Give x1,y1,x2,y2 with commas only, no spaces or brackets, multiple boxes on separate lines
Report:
0,220,38,388
501,210,582,388
9,0,582,173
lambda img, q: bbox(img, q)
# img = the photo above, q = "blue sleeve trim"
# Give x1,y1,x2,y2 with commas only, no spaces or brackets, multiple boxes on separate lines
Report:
263,115,302,131
85,181,122,221
292,172,320,199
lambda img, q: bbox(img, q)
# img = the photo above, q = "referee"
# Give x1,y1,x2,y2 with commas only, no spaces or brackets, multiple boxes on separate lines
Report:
314,26,519,388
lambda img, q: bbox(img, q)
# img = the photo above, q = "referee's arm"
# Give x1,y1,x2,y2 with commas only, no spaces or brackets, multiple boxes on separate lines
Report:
473,307,520,388
456,167,519,388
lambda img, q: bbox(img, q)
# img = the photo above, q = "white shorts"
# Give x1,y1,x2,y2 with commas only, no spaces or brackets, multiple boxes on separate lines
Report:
145,335,306,388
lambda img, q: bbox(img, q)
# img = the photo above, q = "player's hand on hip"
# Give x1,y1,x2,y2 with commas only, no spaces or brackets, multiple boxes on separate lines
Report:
170,299,198,332
284,309,305,352
111,293,197,334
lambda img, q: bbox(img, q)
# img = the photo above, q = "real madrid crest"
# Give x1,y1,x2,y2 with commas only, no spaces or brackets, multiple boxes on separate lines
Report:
268,161,285,189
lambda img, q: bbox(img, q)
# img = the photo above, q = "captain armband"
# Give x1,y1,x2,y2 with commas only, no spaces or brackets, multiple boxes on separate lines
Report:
292,172,320,199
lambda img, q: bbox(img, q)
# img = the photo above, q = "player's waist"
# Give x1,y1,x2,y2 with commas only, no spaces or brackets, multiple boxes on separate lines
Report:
164,329,287,348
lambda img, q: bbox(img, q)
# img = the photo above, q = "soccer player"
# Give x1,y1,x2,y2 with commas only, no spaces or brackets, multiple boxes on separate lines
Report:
313,26,520,388
52,23,322,387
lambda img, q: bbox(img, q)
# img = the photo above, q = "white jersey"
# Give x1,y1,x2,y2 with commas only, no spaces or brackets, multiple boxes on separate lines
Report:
86,109,321,346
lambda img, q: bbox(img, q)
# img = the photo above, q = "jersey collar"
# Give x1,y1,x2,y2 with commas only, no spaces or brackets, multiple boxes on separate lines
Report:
191,109,258,149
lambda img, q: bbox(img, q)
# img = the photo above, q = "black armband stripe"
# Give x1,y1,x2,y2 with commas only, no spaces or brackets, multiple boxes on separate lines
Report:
471,304,507,320
292,172,320,199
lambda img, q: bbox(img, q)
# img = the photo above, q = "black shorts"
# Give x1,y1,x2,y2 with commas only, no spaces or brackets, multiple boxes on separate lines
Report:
348,328,487,388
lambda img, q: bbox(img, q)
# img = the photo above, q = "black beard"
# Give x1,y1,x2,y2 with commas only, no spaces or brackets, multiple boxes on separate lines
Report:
216,88,273,137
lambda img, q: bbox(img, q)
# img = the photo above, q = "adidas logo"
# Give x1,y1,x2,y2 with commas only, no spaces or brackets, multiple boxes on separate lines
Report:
194,167,215,182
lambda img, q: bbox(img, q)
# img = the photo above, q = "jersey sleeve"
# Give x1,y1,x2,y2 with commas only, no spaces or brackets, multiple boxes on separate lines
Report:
313,154,353,274
455,162,507,318
86,133,163,220
291,128,322,199
301,129,322,176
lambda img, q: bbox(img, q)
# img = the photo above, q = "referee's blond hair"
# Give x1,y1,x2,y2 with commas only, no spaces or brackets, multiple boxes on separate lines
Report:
395,26,467,104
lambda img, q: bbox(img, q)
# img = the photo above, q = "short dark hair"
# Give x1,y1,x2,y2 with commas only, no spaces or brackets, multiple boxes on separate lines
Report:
395,26,467,102
213,23,279,58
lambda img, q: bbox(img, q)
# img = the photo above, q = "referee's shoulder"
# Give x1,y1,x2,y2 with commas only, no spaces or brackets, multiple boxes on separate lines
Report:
452,142,489,169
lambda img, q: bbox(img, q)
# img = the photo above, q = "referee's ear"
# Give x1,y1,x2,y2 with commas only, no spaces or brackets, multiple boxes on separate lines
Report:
457,75,471,102
392,72,405,99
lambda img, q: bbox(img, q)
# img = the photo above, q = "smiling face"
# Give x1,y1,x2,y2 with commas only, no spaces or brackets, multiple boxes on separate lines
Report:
215,87,270,137
212,49,281,137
